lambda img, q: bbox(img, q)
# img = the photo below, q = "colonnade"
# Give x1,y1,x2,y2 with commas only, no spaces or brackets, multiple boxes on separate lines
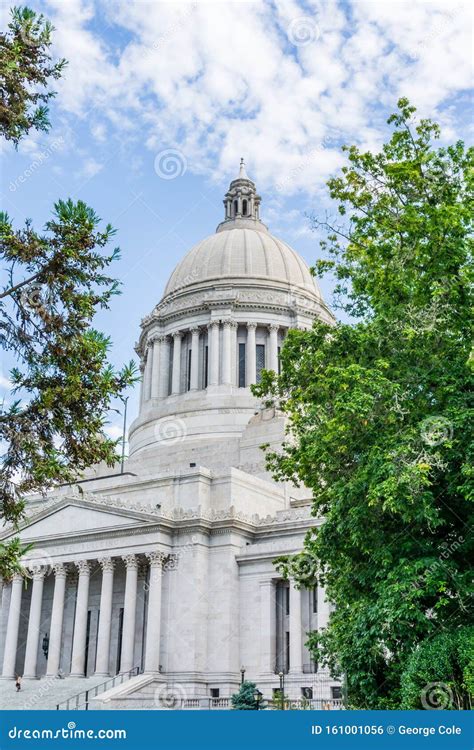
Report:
0,552,169,680
141,321,282,402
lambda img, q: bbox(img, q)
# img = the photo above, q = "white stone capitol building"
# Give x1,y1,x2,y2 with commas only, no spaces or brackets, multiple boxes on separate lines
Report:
0,163,341,710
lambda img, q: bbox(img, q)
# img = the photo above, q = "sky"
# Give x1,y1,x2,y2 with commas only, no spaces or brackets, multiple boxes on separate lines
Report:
1,0,473,446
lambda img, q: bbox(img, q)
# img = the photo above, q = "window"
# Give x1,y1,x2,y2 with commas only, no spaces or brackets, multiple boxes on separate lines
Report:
312,586,318,614
204,345,209,388
301,687,313,700
238,343,246,387
187,349,192,391
242,199,247,216
285,631,290,672
234,200,238,216
210,688,220,698
256,344,265,383
277,346,281,375
331,686,342,700
284,585,290,615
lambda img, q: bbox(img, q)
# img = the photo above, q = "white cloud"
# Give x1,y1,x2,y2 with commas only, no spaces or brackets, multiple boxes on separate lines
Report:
75,158,103,180
38,0,472,195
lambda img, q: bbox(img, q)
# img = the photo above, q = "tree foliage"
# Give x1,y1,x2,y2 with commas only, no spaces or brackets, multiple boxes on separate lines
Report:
254,99,473,708
0,200,137,577
231,681,265,710
0,6,66,146
400,626,473,710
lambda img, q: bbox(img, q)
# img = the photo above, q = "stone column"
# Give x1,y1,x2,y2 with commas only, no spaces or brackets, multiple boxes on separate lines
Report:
189,328,200,391
139,362,145,404
289,582,303,673
158,336,170,398
208,321,220,386
246,323,257,386
46,564,67,677
171,332,182,395
70,560,91,677
95,558,114,676
1,573,23,678
143,343,153,401
150,336,161,399
120,554,138,673
259,579,276,674
23,567,46,678
268,324,279,373
144,552,165,673
222,320,233,385
230,321,238,385
317,585,330,629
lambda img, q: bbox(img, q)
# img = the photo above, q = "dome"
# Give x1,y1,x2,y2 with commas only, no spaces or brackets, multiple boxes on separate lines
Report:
163,223,319,298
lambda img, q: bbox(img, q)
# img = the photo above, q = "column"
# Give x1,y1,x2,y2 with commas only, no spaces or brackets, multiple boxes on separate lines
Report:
95,558,114,676
143,343,153,401
317,584,330,629
1,573,23,678
208,321,220,386
189,328,200,391
139,362,145,404
144,552,165,673
70,560,91,677
246,323,257,386
171,332,182,395
222,320,232,385
230,321,238,386
259,579,276,674
158,336,170,398
120,554,138,673
46,564,67,676
23,567,45,678
289,582,303,673
150,336,161,399
268,324,279,373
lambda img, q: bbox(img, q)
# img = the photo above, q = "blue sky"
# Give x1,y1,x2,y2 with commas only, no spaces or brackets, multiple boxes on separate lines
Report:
1,0,472,445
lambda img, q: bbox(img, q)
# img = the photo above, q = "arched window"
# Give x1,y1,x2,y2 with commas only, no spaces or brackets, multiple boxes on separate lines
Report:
242,199,247,216
234,200,238,216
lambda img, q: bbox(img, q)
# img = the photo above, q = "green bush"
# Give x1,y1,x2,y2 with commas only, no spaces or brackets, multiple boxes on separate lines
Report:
400,626,473,709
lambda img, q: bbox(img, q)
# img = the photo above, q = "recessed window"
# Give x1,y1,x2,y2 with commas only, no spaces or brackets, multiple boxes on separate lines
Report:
238,343,246,387
234,200,238,216
256,344,265,383
242,199,247,216
204,345,209,388
331,686,342,700
302,687,313,699
210,688,220,698
187,349,192,391
312,586,318,614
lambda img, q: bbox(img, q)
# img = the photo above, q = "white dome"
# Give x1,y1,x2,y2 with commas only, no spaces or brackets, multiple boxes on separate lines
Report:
163,223,319,298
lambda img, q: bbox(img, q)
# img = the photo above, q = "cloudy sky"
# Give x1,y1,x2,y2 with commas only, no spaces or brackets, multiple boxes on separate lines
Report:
1,0,472,441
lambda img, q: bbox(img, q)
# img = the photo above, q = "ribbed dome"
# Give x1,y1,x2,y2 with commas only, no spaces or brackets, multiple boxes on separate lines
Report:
163,225,319,298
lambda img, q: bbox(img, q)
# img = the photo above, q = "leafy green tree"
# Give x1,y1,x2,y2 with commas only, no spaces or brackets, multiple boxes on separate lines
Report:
231,681,265,710
0,6,66,146
0,200,137,577
400,626,473,710
255,99,473,708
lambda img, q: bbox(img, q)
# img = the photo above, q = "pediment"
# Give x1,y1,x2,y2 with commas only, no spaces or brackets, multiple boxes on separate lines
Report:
2,499,153,543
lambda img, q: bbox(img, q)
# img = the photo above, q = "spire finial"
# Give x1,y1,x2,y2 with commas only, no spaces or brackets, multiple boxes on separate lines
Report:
239,157,248,179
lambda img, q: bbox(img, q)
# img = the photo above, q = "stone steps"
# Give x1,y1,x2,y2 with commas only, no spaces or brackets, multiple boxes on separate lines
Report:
0,675,110,710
